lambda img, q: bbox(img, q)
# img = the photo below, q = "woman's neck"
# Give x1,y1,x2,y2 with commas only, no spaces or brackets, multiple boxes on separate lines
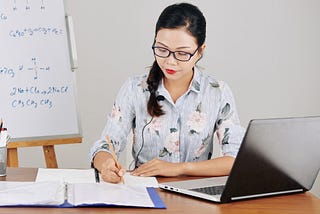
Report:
164,71,194,103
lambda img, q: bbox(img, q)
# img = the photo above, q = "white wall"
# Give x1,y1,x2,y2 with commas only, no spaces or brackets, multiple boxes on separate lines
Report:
18,0,320,197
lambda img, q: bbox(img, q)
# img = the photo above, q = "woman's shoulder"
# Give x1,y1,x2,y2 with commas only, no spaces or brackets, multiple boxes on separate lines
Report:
129,73,148,83
196,69,228,90
122,73,149,93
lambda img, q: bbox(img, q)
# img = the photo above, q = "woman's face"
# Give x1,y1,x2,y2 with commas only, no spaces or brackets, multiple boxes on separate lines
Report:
154,28,203,83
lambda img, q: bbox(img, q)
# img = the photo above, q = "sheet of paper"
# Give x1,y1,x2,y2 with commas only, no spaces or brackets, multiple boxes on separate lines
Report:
68,182,154,207
123,172,159,188
36,168,159,187
0,181,64,206
36,168,96,183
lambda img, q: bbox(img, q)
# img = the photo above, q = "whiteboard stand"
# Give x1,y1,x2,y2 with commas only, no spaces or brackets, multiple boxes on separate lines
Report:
7,136,82,168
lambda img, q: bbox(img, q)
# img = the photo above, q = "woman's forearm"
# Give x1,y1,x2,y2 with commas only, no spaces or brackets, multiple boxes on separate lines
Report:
181,156,235,177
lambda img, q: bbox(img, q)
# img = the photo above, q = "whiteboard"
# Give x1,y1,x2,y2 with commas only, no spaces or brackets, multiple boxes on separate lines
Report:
0,0,81,141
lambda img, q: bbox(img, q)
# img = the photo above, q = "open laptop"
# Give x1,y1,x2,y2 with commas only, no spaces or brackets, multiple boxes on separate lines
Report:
159,116,320,203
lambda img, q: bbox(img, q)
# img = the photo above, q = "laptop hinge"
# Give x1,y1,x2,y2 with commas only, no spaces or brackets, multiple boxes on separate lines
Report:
231,189,304,201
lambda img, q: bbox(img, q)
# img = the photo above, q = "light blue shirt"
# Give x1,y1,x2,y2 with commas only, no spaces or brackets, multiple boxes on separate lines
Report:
90,69,245,168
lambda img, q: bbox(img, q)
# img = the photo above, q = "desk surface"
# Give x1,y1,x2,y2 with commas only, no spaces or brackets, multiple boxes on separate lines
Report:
1,167,320,214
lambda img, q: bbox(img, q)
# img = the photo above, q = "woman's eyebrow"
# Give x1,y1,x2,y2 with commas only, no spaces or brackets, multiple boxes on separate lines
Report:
155,41,192,50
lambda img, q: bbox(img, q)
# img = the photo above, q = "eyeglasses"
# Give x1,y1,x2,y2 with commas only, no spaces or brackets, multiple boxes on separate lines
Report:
152,46,199,62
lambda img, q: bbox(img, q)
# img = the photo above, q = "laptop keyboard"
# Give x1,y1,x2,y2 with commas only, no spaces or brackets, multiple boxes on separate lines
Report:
190,185,225,195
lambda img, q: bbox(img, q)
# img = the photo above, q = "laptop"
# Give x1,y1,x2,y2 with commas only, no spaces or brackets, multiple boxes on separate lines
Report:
159,116,320,203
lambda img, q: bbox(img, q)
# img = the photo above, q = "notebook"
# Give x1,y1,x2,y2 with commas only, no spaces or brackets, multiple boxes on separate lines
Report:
159,116,320,203
0,181,165,208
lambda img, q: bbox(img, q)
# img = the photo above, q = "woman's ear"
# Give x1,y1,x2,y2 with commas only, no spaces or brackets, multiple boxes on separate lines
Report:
195,44,206,63
198,44,206,56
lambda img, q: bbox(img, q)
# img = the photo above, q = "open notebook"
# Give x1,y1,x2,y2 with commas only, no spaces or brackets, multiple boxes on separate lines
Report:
0,168,164,208
0,181,165,208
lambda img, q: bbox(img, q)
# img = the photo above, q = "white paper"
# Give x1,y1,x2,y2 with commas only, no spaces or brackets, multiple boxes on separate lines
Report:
123,173,159,188
36,168,96,183
0,131,7,147
68,183,154,207
36,168,159,188
0,181,65,206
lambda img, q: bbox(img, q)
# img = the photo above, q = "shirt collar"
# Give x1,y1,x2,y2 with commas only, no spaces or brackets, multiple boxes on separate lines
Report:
189,68,201,93
157,68,201,98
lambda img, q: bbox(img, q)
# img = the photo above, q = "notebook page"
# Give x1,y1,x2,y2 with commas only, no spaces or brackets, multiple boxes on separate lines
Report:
123,172,158,187
0,181,64,206
67,183,154,207
36,168,96,183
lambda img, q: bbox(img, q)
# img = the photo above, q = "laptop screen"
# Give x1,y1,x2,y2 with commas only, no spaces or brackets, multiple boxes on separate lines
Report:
221,117,320,202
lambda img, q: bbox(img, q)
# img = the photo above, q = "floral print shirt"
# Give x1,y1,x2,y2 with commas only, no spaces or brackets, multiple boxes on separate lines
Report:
89,69,245,167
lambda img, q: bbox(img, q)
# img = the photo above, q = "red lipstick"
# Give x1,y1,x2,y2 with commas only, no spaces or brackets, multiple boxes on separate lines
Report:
166,69,176,74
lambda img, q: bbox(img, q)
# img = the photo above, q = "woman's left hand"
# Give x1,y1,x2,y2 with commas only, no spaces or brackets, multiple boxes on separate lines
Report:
131,158,183,177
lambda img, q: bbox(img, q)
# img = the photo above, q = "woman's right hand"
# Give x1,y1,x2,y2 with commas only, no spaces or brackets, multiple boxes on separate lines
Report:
100,158,125,183
93,151,125,183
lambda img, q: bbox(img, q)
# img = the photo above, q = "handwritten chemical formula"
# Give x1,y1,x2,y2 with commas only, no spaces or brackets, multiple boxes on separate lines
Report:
9,83,70,108
1,57,70,109
0,58,50,80
9,85,70,109
1,0,79,139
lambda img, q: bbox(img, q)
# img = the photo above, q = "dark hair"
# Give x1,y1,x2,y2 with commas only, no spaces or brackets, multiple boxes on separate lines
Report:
147,3,206,117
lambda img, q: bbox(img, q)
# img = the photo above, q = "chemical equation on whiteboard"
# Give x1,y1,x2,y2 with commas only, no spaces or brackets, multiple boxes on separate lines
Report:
10,86,69,96
10,85,69,109
9,27,63,38
12,98,52,109
0,58,50,80
28,57,50,80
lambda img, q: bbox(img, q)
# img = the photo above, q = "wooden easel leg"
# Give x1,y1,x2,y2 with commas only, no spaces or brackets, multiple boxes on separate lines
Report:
43,145,58,168
7,148,19,167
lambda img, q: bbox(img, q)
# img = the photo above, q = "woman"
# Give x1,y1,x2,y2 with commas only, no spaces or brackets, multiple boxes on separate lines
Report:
90,3,244,183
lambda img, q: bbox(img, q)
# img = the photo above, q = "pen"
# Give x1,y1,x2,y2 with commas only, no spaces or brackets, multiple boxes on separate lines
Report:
106,135,120,168
94,168,100,183
106,135,124,183
0,119,3,134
